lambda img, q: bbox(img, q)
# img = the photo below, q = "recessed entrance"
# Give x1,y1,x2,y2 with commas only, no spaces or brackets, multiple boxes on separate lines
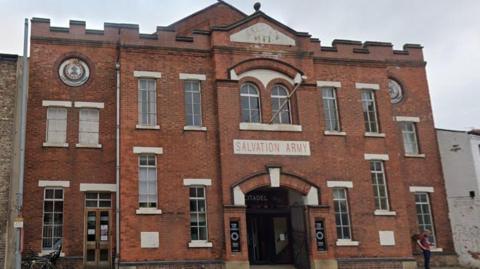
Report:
246,187,309,268
84,192,112,269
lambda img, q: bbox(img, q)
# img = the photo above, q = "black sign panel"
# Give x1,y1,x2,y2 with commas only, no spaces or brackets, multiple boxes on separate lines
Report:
315,220,327,251
230,220,241,252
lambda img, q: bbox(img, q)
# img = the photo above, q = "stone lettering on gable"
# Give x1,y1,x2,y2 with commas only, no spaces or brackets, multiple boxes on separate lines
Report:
233,139,310,156
230,23,296,46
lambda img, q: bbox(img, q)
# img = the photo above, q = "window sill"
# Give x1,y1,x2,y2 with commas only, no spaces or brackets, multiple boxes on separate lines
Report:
364,132,386,138
39,251,65,257
184,126,207,131
431,248,443,252
404,153,426,158
136,125,160,130
374,210,397,216
336,240,360,246
135,208,162,215
76,143,102,149
188,241,213,248
43,142,69,148
324,131,346,136
239,122,302,132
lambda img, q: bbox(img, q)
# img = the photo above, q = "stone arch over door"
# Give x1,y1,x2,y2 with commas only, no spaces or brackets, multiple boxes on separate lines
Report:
231,166,319,206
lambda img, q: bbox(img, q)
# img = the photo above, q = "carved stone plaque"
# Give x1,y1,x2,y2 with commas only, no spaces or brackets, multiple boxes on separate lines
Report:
230,23,296,46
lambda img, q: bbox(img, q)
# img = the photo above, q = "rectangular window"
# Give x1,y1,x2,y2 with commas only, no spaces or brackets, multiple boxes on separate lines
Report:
138,79,157,126
46,107,67,144
401,122,419,154
138,155,157,208
370,161,390,210
85,192,111,208
184,80,202,127
333,188,351,240
322,87,340,131
361,90,379,133
415,192,436,245
189,186,208,241
79,108,99,145
42,188,63,250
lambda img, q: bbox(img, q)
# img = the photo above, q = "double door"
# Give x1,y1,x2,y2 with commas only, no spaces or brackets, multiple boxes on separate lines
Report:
84,209,112,269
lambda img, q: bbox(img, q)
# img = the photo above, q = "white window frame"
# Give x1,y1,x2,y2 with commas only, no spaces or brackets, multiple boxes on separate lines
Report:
270,84,292,124
41,188,64,251
321,87,341,132
77,108,101,148
137,78,158,128
44,107,68,147
240,83,261,123
361,89,380,133
188,185,212,247
183,80,203,128
138,154,158,209
414,192,437,246
401,121,420,155
333,188,352,240
370,160,390,211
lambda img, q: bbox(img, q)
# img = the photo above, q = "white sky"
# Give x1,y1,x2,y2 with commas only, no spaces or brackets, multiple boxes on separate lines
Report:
0,0,479,131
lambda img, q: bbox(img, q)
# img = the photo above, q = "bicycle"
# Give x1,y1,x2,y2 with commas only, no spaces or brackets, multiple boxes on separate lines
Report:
23,240,62,269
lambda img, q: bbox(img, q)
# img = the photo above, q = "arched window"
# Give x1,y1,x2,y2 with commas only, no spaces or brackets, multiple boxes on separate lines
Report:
271,85,291,124
240,83,261,123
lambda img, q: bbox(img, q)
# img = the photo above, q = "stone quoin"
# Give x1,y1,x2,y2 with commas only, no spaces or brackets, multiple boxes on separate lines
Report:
21,1,457,269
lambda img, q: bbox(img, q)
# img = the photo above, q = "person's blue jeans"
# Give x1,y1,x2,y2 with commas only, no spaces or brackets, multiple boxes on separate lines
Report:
423,249,431,269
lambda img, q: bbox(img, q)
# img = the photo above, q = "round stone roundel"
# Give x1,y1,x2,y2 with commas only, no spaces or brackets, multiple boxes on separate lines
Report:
58,58,90,87
388,79,403,104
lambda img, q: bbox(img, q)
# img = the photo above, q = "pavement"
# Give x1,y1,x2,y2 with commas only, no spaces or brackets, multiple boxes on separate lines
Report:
250,266,466,269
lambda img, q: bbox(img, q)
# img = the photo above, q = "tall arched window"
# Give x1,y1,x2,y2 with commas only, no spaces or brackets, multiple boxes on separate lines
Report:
240,83,261,123
271,85,291,124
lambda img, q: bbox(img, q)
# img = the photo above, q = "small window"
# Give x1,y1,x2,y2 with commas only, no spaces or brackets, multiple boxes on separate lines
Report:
138,155,157,208
184,80,202,127
333,188,352,240
42,188,63,250
46,107,67,144
189,186,208,241
415,192,436,245
322,87,340,131
138,79,157,126
401,122,420,154
79,108,99,145
361,90,379,133
85,192,111,208
271,85,291,124
370,161,390,210
240,83,261,123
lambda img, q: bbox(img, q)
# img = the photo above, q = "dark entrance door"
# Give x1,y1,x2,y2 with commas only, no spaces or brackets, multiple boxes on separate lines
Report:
246,188,293,265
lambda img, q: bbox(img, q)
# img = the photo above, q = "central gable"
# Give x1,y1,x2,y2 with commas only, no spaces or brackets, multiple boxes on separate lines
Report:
230,22,296,46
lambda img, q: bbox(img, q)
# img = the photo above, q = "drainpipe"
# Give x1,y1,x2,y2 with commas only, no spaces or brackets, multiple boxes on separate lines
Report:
15,18,29,269
115,45,121,268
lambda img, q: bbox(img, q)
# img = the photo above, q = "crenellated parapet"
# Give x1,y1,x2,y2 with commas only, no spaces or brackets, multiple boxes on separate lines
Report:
315,39,424,63
30,18,212,51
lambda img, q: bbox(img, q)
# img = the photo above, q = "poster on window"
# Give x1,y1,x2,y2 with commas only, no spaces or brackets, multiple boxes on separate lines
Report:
315,220,327,251
101,225,108,241
230,220,241,252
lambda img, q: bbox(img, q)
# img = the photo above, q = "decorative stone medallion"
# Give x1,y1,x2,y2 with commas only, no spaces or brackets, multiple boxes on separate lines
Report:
58,58,90,87
388,79,403,103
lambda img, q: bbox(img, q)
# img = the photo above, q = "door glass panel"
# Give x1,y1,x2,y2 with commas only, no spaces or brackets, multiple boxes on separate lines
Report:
100,211,109,241
87,212,96,242
100,249,109,261
86,249,95,261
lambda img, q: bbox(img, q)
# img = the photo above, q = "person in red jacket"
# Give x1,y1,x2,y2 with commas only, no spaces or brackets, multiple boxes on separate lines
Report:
417,230,433,269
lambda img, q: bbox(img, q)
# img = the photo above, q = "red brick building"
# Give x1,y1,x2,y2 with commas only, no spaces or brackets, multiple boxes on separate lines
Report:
23,1,456,269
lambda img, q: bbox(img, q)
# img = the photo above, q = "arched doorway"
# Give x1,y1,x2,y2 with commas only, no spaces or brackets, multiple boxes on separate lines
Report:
245,187,309,268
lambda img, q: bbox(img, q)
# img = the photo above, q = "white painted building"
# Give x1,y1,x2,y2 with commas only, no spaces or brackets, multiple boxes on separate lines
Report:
437,129,480,268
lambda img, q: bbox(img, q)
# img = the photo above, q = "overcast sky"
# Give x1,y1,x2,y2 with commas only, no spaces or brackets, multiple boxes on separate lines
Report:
0,0,478,131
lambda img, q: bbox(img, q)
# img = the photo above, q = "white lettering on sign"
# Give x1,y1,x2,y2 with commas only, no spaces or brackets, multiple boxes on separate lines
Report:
233,139,310,156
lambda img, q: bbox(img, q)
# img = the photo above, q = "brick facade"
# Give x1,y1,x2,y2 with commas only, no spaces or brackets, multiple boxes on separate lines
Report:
22,1,456,269
0,54,21,269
